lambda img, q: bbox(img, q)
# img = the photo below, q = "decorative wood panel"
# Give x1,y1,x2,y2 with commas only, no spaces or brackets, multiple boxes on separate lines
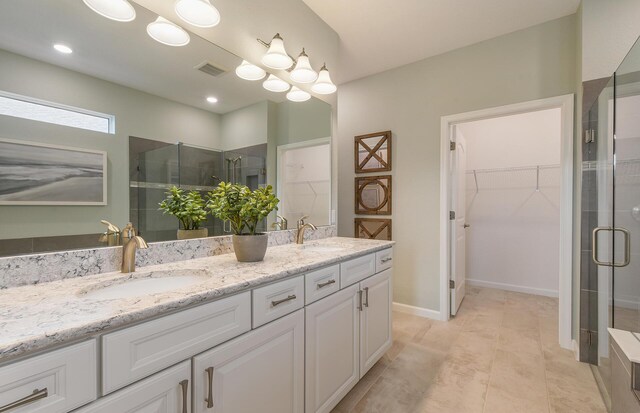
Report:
355,218,392,241
354,131,391,173
355,175,392,215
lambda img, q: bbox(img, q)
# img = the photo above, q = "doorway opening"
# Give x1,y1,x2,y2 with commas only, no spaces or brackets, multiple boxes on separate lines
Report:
440,95,574,350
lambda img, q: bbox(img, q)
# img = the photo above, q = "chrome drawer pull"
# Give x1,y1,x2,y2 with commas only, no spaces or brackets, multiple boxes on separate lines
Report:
271,295,296,307
358,290,363,311
205,367,214,408
381,257,392,263
179,380,188,413
363,287,369,307
0,388,48,412
317,279,336,289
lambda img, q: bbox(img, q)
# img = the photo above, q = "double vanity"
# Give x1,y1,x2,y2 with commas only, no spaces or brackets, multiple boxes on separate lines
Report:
0,237,394,413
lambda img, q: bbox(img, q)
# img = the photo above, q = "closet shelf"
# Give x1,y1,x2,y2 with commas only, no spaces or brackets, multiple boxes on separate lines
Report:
465,164,560,192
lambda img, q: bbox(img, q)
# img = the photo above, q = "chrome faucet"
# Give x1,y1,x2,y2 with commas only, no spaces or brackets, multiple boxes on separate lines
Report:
296,216,317,244
121,223,148,273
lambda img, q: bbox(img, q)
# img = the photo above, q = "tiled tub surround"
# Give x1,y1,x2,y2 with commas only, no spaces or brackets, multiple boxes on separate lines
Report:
0,236,391,360
0,225,336,289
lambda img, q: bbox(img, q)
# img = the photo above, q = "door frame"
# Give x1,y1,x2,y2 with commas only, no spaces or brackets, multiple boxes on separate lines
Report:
439,94,574,350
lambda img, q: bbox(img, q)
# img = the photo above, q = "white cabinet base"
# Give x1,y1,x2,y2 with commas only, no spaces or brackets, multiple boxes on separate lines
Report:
360,269,393,378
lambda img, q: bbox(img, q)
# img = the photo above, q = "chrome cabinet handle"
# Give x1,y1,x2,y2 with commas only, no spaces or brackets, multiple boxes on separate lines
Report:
592,227,632,267
0,388,48,412
357,290,363,311
317,279,336,289
363,287,369,307
179,380,188,413
463,223,470,228
205,367,214,408
381,257,392,263
271,294,296,307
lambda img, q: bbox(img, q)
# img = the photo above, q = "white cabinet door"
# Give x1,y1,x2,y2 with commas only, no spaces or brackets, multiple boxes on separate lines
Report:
192,309,304,413
359,269,393,378
75,361,190,413
305,284,360,413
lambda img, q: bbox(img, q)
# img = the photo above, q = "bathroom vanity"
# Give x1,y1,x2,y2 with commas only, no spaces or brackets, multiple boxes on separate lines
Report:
0,238,393,413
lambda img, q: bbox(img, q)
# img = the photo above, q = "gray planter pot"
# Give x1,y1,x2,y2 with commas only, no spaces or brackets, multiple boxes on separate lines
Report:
232,233,268,262
177,228,208,240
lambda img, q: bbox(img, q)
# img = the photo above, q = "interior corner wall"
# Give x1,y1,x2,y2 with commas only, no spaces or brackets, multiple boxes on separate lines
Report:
581,0,640,82
337,15,577,312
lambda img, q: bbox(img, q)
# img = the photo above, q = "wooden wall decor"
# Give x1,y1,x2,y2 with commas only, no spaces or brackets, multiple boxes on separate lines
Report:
355,131,391,173
355,175,392,215
355,218,392,240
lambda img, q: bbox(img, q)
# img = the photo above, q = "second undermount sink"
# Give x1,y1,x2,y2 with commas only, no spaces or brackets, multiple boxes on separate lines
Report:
300,244,346,253
79,270,209,300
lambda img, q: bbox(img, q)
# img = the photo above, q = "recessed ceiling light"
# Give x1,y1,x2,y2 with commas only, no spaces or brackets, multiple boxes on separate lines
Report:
53,44,73,54
175,0,220,28
82,0,136,22
147,16,190,47
206,96,218,103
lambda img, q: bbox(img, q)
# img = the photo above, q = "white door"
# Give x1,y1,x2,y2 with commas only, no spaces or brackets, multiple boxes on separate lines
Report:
74,361,190,413
359,269,392,378
305,284,360,413
192,310,304,413
450,127,467,316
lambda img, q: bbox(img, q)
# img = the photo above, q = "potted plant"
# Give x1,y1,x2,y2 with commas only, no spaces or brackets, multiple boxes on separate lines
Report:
207,182,279,262
159,186,208,240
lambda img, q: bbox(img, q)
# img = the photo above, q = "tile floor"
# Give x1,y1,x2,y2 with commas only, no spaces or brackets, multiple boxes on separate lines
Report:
331,286,607,413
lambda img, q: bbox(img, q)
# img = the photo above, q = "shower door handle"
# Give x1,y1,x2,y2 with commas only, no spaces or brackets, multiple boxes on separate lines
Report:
592,227,631,267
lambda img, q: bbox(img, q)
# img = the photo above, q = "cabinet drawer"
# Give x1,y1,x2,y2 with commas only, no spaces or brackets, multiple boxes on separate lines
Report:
75,361,190,413
252,276,304,328
0,340,97,413
375,248,393,273
340,253,375,288
102,292,251,394
305,264,340,305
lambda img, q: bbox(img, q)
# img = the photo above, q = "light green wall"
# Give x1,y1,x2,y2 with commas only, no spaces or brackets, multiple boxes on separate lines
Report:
220,101,268,151
276,100,332,145
0,49,222,239
337,15,577,312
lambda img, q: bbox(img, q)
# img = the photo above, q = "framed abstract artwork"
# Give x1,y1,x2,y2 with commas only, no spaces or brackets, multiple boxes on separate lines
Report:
0,138,107,205
355,130,391,173
355,175,392,215
355,218,392,241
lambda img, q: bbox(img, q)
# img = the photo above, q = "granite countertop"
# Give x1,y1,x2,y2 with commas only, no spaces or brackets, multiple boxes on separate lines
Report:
0,237,393,361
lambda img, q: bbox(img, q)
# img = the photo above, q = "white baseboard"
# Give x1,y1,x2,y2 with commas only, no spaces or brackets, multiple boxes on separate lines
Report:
393,302,442,321
466,278,558,298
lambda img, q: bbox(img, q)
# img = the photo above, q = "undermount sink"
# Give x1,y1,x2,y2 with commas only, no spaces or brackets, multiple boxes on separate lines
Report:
79,270,209,300
301,245,346,253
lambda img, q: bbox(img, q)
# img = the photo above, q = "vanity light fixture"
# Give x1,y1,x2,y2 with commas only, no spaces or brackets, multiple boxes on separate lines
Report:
82,0,136,22
147,16,190,47
206,96,218,103
53,44,73,54
260,34,294,70
290,49,318,84
262,74,290,93
286,86,311,102
174,0,220,28
311,64,337,94
235,60,266,81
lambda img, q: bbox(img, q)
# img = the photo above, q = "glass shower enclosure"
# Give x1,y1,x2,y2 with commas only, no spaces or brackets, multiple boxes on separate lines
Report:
129,137,266,242
582,37,640,407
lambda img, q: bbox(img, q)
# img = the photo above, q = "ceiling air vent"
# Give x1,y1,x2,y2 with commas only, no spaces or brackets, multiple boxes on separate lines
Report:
195,61,227,77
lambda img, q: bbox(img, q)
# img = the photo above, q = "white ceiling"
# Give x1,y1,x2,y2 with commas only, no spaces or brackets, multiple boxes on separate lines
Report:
0,0,290,114
302,0,581,84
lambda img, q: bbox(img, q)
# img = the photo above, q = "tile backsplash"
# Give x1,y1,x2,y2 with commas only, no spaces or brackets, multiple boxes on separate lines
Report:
0,226,336,289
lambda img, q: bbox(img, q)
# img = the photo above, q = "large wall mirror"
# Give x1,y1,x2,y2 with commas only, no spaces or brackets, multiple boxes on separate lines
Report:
0,0,332,256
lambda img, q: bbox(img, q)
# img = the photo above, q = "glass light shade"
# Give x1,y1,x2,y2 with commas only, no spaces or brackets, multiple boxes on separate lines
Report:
311,65,337,94
174,0,220,28
235,60,266,81
261,34,293,70
290,50,318,84
83,0,136,22
147,16,190,47
286,86,311,102
262,74,290,93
